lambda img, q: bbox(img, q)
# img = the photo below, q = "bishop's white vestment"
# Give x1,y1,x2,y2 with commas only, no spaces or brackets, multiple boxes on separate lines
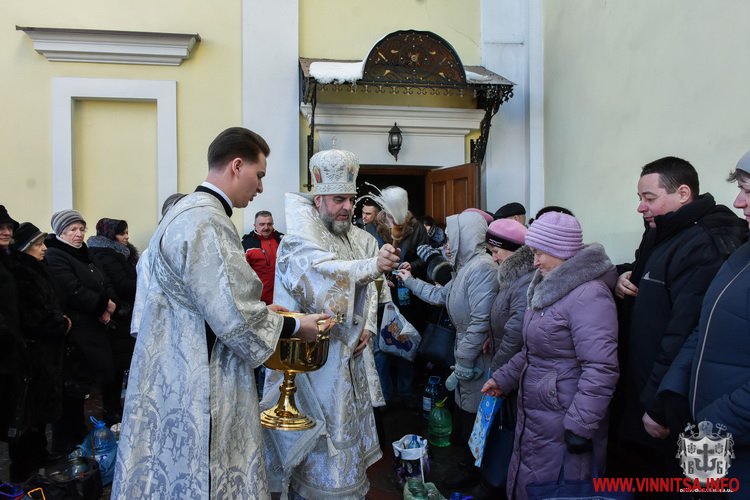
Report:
262,192,385,499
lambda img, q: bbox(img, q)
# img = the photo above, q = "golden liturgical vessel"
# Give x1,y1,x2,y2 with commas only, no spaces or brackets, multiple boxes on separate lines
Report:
260,311,340,431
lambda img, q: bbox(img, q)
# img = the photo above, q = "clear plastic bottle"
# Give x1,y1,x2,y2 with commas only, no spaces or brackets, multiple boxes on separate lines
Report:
87,416,118,485
404,478,429,500
422,375,441,419
427,397,452,447
120,369,129,407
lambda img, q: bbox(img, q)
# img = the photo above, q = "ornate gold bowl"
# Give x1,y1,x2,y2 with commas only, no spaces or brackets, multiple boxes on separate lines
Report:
260,312,335,431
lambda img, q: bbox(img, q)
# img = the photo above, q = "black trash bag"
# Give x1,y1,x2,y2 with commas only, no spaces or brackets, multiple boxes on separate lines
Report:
23,456,103,500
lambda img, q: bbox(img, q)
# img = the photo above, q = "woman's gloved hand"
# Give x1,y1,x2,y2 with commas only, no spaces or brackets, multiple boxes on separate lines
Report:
445,363,483,391
564,429,593,454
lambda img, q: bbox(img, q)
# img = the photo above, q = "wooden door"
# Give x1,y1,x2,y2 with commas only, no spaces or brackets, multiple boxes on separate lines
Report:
425,163,479,227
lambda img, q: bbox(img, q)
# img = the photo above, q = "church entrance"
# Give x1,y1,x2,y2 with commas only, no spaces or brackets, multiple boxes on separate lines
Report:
357,167,429,222
356,163,479,227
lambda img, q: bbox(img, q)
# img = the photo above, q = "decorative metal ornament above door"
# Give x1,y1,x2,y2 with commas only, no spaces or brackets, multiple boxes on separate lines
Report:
361,29,466,86
300,30,515,188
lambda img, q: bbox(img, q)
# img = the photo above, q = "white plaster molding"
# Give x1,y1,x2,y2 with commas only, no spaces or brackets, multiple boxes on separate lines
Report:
18,26,199,66
51,77,177,219
301,104,484,131
301,103,484,166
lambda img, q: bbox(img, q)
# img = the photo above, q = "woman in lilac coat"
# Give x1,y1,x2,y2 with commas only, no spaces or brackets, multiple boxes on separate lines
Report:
482,212,619,499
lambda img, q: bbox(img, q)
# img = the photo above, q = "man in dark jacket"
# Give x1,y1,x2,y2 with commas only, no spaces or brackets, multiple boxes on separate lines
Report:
612,156,748,482
659,152,750,491
360,199,380,240
374,209,428,406
241,210,283,304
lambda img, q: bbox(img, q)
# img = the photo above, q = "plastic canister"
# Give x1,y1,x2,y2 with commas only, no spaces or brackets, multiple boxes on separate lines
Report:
86,416,117,485
427,397,452,447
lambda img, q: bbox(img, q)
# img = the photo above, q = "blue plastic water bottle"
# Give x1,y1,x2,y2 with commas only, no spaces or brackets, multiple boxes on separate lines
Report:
422,375,441,418
88,416,118,485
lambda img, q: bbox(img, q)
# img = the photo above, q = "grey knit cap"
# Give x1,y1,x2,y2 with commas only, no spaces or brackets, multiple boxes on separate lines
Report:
51,209,86,235
737,150,750,175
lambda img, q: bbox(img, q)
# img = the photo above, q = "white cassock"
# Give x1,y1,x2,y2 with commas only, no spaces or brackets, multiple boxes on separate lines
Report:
113,191,282,499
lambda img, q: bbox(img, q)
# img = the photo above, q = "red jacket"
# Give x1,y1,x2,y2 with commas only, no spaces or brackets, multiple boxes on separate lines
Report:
243,231,282,304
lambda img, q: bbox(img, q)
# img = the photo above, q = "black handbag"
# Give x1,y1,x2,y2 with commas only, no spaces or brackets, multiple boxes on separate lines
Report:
480,399,515,489
6,373,32,442
6,340,37,442
417,308,455,368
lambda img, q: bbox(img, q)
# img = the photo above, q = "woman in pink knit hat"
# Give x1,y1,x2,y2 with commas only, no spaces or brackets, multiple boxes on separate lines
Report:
482,212,619,499
478,218,536,495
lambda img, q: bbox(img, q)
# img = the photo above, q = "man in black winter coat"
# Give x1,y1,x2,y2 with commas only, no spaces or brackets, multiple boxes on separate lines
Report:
610,157,748,484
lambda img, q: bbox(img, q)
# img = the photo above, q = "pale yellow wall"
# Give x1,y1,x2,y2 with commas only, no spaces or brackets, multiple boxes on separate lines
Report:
544,0,750,263
73,101,157,249
3,0,483,239
1,0,245,244
300,0,481,65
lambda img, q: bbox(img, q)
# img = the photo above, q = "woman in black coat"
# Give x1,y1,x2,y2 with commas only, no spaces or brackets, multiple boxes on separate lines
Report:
0,206,22,437
0,206,34,482
44,210,119,450
87,218,137,413
10,223,70,478
87,218,138,304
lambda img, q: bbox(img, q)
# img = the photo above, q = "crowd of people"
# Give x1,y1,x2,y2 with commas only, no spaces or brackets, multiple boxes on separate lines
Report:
0,208,137,482
2,126,750,500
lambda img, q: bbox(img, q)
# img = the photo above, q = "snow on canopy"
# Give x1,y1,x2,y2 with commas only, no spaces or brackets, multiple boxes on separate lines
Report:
309,60,490,85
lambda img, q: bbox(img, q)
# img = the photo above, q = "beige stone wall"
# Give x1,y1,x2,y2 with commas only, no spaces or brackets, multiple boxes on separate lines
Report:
543,0,750,262
2,0,244,247
299,0,480,64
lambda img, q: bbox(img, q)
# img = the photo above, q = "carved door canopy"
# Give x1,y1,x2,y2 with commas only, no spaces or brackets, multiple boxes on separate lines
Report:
300,30,514,165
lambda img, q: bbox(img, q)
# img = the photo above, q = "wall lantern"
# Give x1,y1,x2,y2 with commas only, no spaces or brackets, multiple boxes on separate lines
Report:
388,122,402,161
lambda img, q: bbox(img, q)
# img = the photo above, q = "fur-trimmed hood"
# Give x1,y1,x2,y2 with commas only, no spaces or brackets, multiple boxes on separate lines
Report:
87,234,137,258
527,243,616,310
497,245,535,290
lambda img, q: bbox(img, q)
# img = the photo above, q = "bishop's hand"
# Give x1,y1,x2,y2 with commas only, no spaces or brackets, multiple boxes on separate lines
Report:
376,244,400,273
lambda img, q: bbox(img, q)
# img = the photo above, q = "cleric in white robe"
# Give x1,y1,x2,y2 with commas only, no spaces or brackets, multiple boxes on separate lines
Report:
112,128,326,499
262,149,400,499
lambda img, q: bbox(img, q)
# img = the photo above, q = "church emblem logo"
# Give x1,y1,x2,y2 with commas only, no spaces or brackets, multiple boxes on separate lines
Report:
677,420,734,484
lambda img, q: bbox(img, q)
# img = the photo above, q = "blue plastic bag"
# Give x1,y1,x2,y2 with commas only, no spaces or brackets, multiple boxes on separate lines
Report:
468,393,502,466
